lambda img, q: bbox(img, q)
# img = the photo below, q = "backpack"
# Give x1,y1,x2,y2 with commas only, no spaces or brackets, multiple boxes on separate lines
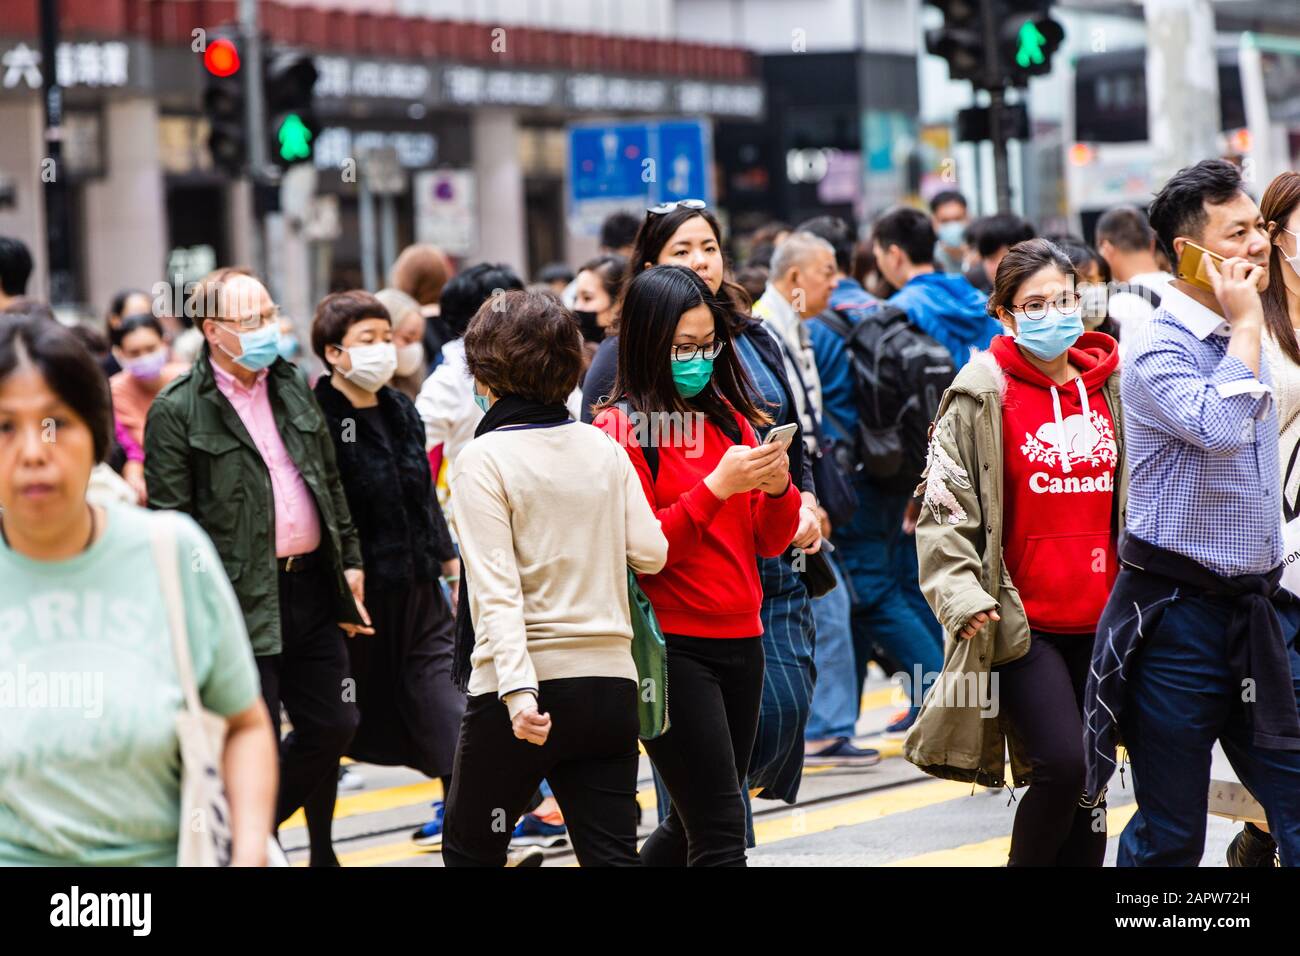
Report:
817,302,956,494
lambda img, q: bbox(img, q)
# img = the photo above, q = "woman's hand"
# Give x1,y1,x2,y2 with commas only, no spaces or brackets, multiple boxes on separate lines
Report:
756,449,791,496
123,459,147,505
340,568,375,637
512,703,552,746
792,494,822,553
958,608,1000,640
704,441,787,500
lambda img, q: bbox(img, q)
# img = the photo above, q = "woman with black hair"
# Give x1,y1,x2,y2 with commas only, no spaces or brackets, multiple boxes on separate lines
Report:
572,254,626,379
585,202,830,817
0,313,277,864
594,264,802,866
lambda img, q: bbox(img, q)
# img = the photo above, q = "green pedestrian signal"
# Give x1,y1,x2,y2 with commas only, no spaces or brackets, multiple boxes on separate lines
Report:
1015,21,1047,68
277,114,312,163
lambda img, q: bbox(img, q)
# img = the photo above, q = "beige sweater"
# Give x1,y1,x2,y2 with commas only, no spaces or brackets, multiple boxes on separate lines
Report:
449,420,668,717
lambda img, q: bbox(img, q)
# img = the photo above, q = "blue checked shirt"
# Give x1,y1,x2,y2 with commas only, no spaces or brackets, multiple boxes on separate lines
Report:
1121,282,1281,577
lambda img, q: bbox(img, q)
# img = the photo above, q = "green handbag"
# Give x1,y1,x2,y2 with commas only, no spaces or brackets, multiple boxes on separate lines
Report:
628,568,670,740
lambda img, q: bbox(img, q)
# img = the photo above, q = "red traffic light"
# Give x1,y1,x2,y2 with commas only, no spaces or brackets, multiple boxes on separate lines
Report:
204,38,241,78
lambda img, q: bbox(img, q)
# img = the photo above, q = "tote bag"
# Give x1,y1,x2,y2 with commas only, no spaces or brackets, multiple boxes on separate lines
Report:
150,515,288,867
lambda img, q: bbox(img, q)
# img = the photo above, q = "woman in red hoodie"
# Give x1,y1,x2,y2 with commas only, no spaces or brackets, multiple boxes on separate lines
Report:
594,264,801,866
913,238,1125,866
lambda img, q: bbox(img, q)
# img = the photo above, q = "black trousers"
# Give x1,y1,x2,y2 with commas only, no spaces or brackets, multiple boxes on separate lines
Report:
256,561,359,858
995,629,1107,867
442,677,640,867
641,634,765,867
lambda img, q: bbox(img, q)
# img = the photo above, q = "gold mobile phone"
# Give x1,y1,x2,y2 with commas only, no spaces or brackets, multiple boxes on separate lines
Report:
1176,241,1227,295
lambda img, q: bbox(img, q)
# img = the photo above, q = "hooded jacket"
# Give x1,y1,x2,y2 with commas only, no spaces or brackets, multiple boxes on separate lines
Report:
990,333,1121,632
890,272,999,371
904,335,1127,787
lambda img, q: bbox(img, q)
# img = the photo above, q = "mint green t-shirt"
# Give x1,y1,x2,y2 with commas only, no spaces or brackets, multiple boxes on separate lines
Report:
0,503,260,866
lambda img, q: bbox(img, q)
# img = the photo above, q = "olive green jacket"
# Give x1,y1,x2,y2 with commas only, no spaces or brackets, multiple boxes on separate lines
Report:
903,350,1127,787
144,349,364,656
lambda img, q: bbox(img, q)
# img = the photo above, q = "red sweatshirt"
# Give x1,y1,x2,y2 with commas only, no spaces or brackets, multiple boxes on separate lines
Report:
594,405,801,638
991,332,1120,633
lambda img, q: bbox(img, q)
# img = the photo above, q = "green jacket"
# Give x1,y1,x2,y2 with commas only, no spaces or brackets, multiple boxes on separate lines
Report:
903,350,1127,787
144,349,364,656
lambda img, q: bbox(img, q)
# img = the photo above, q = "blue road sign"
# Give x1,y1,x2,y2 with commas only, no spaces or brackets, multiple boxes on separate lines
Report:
567,119,713,236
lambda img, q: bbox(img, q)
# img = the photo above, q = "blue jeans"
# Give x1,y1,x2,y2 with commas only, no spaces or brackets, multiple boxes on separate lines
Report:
1118,593,1300,866
806,554,858,740
833,480,944,719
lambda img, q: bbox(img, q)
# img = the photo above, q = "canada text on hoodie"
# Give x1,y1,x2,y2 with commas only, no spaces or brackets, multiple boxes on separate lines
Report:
991,331,1121,633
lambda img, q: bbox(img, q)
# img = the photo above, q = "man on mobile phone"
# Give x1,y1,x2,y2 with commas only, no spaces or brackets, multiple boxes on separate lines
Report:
1084,159,1300,865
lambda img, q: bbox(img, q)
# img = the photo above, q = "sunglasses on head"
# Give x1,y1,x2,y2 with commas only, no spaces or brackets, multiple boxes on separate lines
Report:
647,199,707,215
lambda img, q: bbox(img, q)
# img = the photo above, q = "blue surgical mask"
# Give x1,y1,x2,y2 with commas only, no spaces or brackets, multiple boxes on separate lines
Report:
473,385,490,413
671,356,714,398
1013,307,1085,361
218,322,280,372
937,221,966,248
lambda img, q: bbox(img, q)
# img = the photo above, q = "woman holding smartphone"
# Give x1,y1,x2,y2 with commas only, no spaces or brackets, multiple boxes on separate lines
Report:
594,264,801,866
583,201,832,815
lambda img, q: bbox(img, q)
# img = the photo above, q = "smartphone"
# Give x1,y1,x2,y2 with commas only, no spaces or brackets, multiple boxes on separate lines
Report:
1176,241,1227,295
764,422,799,450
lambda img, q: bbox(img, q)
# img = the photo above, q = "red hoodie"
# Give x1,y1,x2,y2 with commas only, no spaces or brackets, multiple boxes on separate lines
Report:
593,405,801,638
991,332,1120,634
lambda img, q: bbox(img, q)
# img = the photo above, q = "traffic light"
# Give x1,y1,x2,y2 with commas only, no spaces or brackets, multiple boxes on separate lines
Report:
265,52,319,169
924,0,985,85
201,30,246,176
1000,1,1064,86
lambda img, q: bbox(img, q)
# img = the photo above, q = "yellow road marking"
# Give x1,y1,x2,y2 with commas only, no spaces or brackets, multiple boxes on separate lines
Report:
752,779,971,845
281,779,444,832
885,801,1140,866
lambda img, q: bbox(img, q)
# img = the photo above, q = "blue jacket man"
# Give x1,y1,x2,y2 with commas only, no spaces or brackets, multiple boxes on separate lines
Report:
809,272,944,736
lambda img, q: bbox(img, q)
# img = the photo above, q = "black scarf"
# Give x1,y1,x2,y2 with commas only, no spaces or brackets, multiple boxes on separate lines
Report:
452,395,572,692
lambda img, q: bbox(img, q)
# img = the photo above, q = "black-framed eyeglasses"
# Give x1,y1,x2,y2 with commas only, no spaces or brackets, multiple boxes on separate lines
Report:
671,340,725,362
648,198,707,215
219,306,282,333
1009,292,1082,322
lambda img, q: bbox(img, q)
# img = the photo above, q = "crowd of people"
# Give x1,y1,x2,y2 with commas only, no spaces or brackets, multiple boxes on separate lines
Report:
2,154,1300,867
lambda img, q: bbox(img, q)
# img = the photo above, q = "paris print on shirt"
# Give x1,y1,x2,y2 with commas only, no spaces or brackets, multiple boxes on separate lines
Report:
1020,409,1118,470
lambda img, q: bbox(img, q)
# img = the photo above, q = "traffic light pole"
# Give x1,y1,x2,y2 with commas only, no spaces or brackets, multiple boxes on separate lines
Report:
239,0,267,280
980,0,1013,214
39,0,76,304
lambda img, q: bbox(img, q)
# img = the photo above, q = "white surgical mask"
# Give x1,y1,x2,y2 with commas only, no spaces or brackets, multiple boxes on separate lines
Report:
1281,227,1300,281
339,342,397,393
395,341,424,377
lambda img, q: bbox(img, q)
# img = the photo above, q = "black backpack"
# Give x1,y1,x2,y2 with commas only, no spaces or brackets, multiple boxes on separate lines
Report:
816,302,956,494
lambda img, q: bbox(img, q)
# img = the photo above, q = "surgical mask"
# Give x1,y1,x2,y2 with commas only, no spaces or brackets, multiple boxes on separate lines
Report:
277,333,300,361
395,341,424,377
1013,307,1085,361
937,221,966,248
671,356,714,398
573,309,605,343
1280,227,1300,281
124,347,169,382
339,342,397,393
218,322,280,372
473,386,490,413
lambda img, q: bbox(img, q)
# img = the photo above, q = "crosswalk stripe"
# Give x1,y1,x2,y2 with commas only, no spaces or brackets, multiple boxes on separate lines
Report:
281,780,444,833
752,779,971,845
885,801,1140,866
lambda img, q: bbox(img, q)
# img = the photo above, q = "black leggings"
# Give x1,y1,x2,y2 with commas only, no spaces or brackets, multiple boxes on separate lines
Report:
641,634,765,867
995,629,1107,867
442,677,641,867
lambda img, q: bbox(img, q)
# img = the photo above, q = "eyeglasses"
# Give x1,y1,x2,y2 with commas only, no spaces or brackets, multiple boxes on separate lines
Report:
221,306,282,333
671,340,725,362
648,199,707,215
1009,292,1082,322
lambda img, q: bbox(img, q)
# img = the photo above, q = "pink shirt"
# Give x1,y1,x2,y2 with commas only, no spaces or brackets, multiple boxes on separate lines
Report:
210,358,322,558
